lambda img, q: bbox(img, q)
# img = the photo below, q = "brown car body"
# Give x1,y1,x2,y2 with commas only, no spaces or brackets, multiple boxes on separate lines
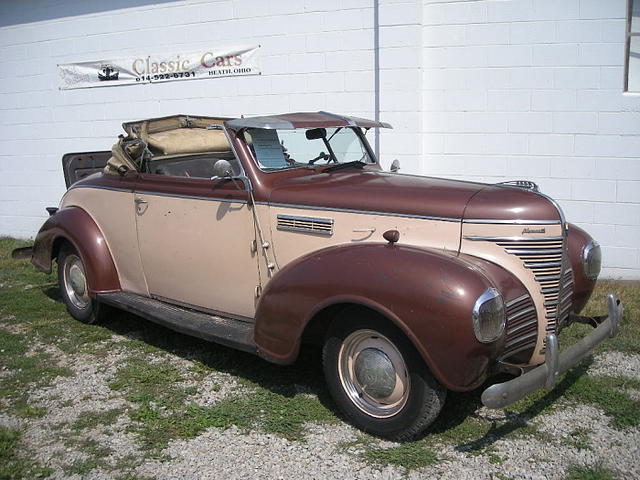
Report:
29,112,618,438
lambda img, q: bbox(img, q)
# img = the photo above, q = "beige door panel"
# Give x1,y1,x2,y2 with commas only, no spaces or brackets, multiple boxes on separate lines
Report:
134,193,259,319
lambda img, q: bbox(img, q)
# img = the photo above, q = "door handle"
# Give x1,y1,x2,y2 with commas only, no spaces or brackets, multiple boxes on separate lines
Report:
134,197,148,205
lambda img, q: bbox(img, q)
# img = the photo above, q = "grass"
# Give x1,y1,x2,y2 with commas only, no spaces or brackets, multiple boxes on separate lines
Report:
563,428,592,451
362,442,439,470
570,279,640,355
0,328,74,419
1,236,639,473
565,465,618,480
109,355,337,452
0,427,53,479
72,408,125,431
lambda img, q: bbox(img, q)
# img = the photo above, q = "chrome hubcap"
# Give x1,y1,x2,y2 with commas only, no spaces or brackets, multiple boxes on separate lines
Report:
354,348,396,399
338,329,410,418
63,254,89,310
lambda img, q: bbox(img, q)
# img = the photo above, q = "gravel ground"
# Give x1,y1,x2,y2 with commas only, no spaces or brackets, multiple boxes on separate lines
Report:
2,329,639,480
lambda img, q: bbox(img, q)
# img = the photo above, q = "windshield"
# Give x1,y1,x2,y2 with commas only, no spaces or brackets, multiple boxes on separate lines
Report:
244,127,374,171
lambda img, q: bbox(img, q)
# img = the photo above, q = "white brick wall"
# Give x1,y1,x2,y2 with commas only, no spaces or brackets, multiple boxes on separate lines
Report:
422,0,640,279
0,0,377,239
1,0,639,279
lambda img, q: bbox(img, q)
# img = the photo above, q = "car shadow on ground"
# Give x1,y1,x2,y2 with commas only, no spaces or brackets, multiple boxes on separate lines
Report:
102,306,337,406
43,285,331,404
434,362,592,452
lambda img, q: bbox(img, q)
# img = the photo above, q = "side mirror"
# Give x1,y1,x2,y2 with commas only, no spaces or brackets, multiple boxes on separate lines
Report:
390,159,400,173
211,159,233,179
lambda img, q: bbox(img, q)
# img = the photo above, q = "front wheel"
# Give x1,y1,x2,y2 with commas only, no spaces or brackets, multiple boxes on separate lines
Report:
57,242,107,324
323,313,446,441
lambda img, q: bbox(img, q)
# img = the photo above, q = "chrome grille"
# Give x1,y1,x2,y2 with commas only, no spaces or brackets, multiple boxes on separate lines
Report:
556,268,574,330
276,214,334,235
495,236,564,332
502,293,537,361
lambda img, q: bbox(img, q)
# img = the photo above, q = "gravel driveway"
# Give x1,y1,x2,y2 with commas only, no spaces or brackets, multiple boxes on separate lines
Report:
2,322,639,480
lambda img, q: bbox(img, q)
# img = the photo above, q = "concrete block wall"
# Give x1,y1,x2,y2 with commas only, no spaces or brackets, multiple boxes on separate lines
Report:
0,0,378,238
1,0,639,278
422,0,640,279
377,0,423,171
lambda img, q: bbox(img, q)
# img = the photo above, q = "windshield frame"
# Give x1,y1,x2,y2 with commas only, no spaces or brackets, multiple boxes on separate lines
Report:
238,125,379,174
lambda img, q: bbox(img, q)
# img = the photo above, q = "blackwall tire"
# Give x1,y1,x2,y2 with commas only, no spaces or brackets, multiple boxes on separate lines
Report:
57,242,106,324
323,312,446,441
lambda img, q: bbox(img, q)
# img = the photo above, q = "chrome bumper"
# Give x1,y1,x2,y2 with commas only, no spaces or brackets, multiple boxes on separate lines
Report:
482,294,622,409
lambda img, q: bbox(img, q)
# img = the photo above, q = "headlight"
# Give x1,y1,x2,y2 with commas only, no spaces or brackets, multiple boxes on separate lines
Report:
582,241,601,280
472,287,506,343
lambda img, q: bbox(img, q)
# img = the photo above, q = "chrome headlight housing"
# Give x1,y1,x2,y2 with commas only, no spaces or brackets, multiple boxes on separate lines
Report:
472,287,506,343
582,241,602,281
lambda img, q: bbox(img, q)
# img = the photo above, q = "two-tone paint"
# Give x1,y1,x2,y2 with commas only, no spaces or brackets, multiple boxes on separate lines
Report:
32,112,597,393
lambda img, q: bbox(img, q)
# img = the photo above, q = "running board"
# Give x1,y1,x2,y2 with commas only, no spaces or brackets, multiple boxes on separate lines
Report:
96,292,256,354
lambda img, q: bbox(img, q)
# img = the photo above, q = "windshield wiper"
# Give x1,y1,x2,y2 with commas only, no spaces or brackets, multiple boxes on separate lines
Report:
322,161,367,173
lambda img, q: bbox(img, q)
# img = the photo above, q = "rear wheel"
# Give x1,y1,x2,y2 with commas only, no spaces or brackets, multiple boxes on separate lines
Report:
57,242,107,324
323,312,445,440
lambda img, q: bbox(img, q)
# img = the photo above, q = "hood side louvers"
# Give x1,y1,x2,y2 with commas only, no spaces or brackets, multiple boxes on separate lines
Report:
277,214,334,236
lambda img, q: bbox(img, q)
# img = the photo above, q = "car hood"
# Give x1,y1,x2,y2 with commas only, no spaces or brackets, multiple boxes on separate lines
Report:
268,170,561,223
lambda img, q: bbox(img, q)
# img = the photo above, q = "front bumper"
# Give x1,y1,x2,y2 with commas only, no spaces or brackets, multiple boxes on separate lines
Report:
482,294,622,409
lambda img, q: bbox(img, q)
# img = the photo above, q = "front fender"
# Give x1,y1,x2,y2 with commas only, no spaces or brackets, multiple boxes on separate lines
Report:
254,243,502,391
567,223,597,314
32,206,120,295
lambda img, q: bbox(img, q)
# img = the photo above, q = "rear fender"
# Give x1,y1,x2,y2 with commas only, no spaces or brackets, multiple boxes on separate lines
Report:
254,243,501,391
32,206,120,295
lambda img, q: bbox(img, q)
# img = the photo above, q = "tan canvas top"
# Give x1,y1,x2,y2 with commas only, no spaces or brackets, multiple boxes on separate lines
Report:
104,115,235,175
122,114,233,156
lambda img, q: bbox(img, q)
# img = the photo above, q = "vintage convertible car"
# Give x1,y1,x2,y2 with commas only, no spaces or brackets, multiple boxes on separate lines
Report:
26,112,621,440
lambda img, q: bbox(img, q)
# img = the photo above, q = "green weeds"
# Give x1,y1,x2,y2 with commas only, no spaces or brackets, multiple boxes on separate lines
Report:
0,427,53,479
565,465,618,480
109,355,337,452
0,329,73,419
72,408,126,431
363,442,439,470
563,428,592,450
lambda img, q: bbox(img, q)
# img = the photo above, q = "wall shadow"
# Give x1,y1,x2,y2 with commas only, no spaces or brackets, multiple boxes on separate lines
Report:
1,0,178,27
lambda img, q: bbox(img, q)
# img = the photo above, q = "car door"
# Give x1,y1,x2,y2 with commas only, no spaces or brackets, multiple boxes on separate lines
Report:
133,165,260,320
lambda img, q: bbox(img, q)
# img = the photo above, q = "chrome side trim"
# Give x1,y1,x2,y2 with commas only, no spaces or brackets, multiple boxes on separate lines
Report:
135,190,248,204
67,184,134,194
464,235,563,242
262,202,461,222
463,218,561,225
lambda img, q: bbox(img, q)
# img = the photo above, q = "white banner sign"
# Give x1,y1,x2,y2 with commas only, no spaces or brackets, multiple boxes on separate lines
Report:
58,45,260,90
